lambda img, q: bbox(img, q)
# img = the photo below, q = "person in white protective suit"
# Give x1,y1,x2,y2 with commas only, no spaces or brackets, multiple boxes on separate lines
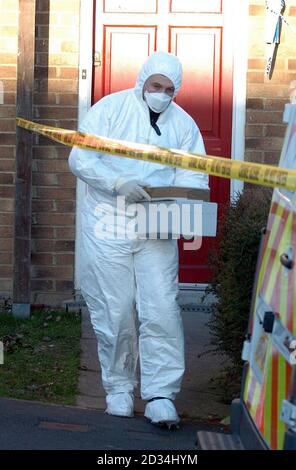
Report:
68,51,209,426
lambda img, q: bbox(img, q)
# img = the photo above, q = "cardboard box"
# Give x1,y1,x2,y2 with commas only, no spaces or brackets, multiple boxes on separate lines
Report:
143,186,210,201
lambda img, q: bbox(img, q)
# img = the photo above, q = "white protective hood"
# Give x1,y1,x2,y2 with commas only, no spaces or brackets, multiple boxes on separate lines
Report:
134,51,183,102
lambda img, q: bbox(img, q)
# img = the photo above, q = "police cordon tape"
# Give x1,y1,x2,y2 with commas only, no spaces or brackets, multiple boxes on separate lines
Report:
16,117,296,191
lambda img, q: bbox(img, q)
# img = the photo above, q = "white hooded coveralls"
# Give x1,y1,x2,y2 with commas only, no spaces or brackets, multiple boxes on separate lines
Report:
69,52,209,401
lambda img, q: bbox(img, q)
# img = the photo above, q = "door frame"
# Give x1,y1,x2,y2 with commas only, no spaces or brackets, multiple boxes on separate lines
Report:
74,0,249,291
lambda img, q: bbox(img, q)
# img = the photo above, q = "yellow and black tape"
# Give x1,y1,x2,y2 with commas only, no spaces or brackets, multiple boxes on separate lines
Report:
16,117,296,191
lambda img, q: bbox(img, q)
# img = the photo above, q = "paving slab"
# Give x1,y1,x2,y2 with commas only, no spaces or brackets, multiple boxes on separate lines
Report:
77,306,230,422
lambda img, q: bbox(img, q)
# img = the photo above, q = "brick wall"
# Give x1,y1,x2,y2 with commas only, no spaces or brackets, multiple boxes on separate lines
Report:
1,1,295,306
247,0,296,165
0,0,80,305
32,0,79,305
0,0,18,299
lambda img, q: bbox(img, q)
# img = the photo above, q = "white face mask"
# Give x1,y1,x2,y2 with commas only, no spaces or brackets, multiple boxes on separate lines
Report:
144,91,172,113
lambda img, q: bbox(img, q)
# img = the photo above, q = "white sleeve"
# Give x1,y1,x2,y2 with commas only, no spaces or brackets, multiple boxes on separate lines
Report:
68,100,119,195
173,121,209,190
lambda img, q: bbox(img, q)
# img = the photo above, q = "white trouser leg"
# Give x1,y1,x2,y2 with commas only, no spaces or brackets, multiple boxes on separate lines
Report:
80,209,138,394
134,239,184,401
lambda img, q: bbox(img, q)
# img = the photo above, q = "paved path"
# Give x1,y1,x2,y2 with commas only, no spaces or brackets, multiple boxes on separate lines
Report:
76,304,230,423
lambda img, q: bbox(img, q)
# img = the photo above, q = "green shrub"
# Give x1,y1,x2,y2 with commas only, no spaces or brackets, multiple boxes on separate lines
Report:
206,188,272,401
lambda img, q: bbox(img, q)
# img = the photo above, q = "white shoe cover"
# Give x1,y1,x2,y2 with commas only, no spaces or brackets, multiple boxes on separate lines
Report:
144,399,180,426
105,392,134,417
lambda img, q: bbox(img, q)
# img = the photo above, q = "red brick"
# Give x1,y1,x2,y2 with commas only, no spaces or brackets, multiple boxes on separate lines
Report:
35,66,57,79
32,173,58,186
0,106,15,118
0,147,15,158
34,92,58,105
57,173,76,188
0,134,15,145
36,12,50,25
0,212,13,224
31,226,54,239
0,105,16,119
35,79,78,94
35,187,75,200
35,213,75,226
0,186,14,198
55,253,74,265
58,68,78,79
58,94,78,106
31,253,54,265
36,38,49,52
55,240,75,252
288,60,296,70
245,138,265,150
247,72,265,84
249,5,265,15
32,200,55,212
35,53,50,66
0,53,17,64
0,66,16,79
56,201,75,212
264,151,282,165
0,238,13,251
1,81,16,92
0,226,13,237
247,83,290,98
36,0,50,12
33,146,58,159
56,280,74,292
0,173,14,184
264,99,287,111
247,110,283,124
55,227,75,239
34,160,70,172
265,125,286,137
246,98,264,110
31,266,73,280
57,120,77,130
3,93,16,105
0,120,16,132
0,199,14,212
245,150,264,164
0,279,12,292
32,239,55,252
246,125,264,137
56,147,72,159
248,59,265,70
0,252,13,264
0,266,13,277
31,280,54,291
35,106,77,119
246,137,284,151
35,25,49,39
0,160,15,171
268,72,296,85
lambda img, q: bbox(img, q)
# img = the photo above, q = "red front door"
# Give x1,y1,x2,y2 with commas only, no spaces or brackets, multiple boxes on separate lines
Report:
92,0,233,283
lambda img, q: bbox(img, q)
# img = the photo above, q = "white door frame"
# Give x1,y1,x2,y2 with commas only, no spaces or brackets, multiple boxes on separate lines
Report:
74,0,249,291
